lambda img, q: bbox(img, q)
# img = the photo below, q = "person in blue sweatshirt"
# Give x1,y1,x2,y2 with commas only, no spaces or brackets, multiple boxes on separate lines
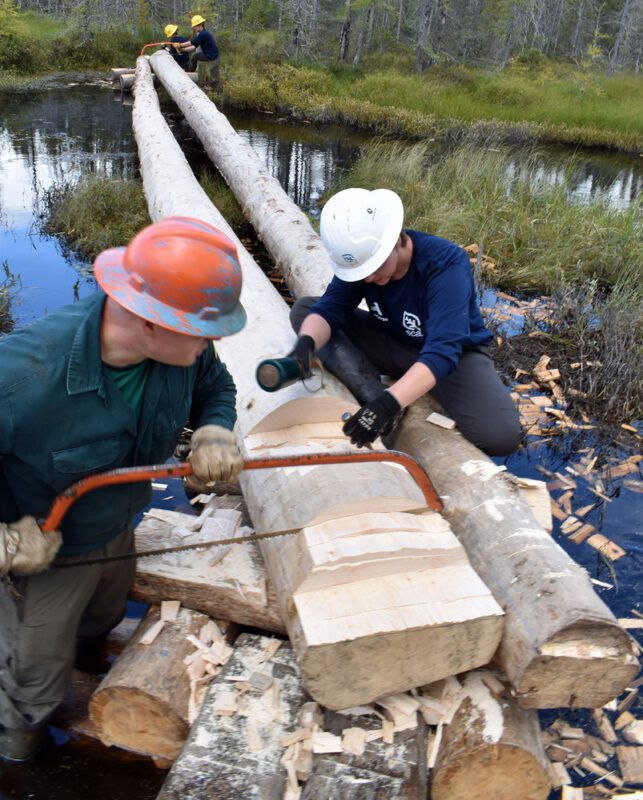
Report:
287,188,521,456
162,23,190,70
174,14,222,89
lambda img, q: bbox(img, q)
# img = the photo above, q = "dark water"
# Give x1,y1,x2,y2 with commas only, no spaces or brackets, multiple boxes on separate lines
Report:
0,82,640,799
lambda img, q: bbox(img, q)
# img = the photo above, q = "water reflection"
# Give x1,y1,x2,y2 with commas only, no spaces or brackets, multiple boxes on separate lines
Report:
0,85,641,326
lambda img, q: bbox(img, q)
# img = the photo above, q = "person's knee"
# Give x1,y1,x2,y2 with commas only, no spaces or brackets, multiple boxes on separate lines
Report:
475,415,522,457
289,296,319,333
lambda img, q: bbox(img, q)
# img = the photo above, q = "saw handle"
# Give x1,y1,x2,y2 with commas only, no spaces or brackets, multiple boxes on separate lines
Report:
256,356,305,392
40,450,443,533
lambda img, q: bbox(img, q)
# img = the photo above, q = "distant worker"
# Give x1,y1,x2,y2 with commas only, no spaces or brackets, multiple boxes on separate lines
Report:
162,23,190,71
174,14,222,90
284,188,521,455
0,217,246,762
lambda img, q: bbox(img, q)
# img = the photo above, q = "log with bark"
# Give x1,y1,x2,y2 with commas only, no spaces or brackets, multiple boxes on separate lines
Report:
88,605,219,762
430,671,551,800
131,501,285,633
131,55,505,709
149,52,639,709
149,49,332,299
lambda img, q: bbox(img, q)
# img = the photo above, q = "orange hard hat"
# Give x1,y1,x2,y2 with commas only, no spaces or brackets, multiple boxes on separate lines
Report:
94,217,246,338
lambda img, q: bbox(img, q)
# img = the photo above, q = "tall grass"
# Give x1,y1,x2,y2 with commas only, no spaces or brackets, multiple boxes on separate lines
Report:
222,57,643,152
42,178,150,259
339,141,641,290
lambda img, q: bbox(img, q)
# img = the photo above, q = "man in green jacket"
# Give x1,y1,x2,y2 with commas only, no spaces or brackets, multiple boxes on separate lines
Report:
0,216,246,762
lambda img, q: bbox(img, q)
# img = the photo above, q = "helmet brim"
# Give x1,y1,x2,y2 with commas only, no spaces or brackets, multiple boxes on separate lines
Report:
330,191,404,283
95,247,247,338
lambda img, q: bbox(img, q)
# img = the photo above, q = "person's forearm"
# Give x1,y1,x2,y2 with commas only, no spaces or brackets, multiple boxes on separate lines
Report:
387,361,436,407
299,313,332,351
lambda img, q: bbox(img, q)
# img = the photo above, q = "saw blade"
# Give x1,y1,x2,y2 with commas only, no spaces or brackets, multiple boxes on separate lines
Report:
52,505,432,568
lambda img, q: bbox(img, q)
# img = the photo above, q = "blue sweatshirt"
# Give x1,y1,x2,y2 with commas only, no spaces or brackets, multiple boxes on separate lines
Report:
191,28,219,60
311,230,492,381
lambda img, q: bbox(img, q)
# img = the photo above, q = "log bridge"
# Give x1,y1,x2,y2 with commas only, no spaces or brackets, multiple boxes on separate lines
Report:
83,53,640,799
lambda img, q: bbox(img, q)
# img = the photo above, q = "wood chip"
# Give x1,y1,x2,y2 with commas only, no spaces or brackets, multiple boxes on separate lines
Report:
618,619,643,629
549,761,572,787
426,412,456,429
382,719,395,744
310,730,343,754
160,600,181,622
260,638,283,662
281,728,312,748
248,671,274,691
615,711,636,730
213,691,238,716
139,619,165,645
342,727,367,756
561,786,584,799
622,721,643,745
592,710,618,744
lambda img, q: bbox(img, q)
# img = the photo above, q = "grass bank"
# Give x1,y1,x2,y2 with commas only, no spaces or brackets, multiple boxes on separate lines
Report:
41,171,244,261
221,54,643,153
337,141,641,291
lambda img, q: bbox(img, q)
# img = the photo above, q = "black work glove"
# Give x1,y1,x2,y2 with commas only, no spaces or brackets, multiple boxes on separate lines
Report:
342,391,402,448
288,335,315,379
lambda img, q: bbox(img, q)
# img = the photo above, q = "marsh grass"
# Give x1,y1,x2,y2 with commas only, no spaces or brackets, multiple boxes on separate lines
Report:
339,141,641,291
42,178,150,260
222,58,643,152
0,260,19,335
199,170,247,230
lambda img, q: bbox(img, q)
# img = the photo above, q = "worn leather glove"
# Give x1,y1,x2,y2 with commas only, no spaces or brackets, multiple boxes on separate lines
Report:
0,516,62,576
189,425,244,483
342,391,402,448
287,335,315,379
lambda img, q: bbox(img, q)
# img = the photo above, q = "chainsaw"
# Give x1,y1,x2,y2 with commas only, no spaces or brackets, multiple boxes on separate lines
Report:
42,450,443,567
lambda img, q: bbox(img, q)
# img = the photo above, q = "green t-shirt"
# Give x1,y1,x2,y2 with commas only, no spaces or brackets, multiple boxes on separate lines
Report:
104,360,151,419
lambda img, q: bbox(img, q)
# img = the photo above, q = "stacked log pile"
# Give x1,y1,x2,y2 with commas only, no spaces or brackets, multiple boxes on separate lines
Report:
71,53,642,799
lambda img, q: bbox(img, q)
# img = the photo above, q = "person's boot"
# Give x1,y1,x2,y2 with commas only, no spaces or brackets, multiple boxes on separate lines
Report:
0,724,47,763
318,330,387,405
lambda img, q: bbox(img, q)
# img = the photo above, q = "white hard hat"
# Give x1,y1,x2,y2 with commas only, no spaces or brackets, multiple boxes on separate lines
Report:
320,188,404,282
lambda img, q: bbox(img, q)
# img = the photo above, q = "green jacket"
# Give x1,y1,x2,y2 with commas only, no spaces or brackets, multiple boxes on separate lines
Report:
0,292,237,555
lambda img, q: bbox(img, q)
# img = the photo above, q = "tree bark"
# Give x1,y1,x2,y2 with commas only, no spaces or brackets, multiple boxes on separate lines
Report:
89,606,213,761
134,54,504,710
431,672,551,800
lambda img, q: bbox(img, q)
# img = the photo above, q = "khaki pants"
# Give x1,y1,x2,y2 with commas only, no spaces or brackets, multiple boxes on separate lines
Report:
0,527,135,732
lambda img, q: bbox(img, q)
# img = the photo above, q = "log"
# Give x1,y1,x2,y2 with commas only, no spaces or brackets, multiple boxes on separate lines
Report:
395,402,639,708
131,506,285,633
110,67,135,80
156,633,308,799
152,47,639,708
89,605,219,761
131,54,504,709
121,70,198,93
149,49,332,299
430,671,551,800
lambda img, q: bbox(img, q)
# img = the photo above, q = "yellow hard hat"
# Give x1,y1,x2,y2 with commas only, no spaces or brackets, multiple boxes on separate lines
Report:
191,14,206,26
164,23,178,37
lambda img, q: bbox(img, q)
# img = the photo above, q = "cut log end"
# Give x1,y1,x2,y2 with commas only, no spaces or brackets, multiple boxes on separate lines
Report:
90,687,188,760
431,745,551,800
514,624,640,708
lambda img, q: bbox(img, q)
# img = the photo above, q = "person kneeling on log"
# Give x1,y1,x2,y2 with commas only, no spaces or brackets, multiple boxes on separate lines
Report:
0,217,246,763
174,14,222,90
289,188,521,455
161,23,190,71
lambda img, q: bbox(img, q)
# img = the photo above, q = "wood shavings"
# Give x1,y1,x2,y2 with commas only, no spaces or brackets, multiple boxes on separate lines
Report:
160,600,180,622
310,730,343,754
342,727,367,756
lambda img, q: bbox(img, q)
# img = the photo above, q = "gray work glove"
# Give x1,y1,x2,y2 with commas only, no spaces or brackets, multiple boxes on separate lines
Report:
189,425,244,483
0,516,63,576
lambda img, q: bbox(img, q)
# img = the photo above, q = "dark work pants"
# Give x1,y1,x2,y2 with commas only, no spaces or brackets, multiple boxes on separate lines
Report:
291,297,521,457
189,49,222,89
0,526,135,734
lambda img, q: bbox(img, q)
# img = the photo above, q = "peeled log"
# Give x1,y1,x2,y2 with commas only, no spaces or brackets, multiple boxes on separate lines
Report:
396,402,639,708
152,50,640,709
131,55,504,708
122,70,197,93
431,672,551,800
89,606,212,761
149,49,331,299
